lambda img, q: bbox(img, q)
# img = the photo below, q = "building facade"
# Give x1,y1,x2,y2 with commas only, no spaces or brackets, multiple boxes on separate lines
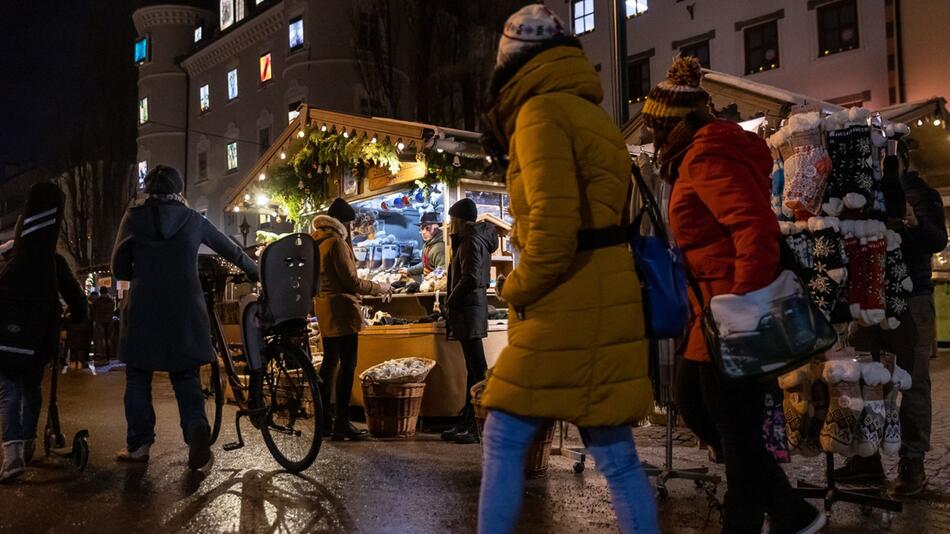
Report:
133,0,410,234
544,0,932,120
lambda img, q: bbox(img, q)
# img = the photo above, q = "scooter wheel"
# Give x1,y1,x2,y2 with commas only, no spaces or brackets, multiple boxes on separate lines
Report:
43,426,53,456
74,437,90,472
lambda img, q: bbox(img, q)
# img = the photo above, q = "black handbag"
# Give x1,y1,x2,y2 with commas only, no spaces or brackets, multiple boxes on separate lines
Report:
688,268,836,383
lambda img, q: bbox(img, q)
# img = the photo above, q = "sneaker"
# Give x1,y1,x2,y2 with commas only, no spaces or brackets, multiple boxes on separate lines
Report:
791,501,827,534
115,444,151,463
187,424,212,471
0,441,26,483
832,453,884,485
895,457,927,496
331,421,369,442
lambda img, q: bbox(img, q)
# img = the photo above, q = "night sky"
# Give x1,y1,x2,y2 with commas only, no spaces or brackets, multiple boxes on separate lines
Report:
0,1,137,175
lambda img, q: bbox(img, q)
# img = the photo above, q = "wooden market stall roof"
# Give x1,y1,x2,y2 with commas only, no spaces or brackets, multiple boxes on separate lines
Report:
622,69,842,145
225,106,486,209
880,98,950,189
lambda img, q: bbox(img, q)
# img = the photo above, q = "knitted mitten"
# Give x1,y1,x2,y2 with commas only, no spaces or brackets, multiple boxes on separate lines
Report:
783,113,832,216
821,356,864,456
882,230,914,330
882,364,912,456
855,360,891,457
779,365,815,456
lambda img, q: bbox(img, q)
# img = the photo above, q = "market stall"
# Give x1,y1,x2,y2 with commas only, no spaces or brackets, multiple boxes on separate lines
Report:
224,107,513,417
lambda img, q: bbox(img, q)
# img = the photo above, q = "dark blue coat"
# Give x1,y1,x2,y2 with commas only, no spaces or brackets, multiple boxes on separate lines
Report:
111,199,258,372
446,221,498,340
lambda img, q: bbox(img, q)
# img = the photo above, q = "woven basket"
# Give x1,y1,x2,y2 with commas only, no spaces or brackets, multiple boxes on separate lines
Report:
473,399,555,478
361,382,426,438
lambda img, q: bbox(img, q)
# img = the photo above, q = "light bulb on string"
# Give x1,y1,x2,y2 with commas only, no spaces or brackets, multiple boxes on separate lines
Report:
935,119,943,127
233,206,241,212
297,130,305,138
321,124,327,132
397,142,405,151
258,173,266,181
244,193,251,202
256,194,269,206
343,131,349,139
436,148,444,153
371,136,377,144
918,119,924,126
280,152,287,160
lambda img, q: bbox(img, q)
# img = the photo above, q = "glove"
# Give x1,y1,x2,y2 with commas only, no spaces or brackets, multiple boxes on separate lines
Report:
373,282,392,296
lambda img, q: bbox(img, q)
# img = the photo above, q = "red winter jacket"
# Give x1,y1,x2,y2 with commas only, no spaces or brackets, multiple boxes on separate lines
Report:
668,120,780,362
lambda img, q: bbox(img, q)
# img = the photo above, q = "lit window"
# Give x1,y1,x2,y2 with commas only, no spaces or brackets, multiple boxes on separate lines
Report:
137,161,148,189
199,84,210,112
745,20,780,74
220,0,234,30
134,36,149,64
626,58,650,103
259,52,272,83
289,17,304,50
227,69,239,100
138,97,149,124
198,150,208,180
626,0,648,17
572,0,595,35
288,101,301,123
818,0,859,56
227,142,238,170
256,0,264,4
681,40,711,69
235,0,245,22
194,26,203,43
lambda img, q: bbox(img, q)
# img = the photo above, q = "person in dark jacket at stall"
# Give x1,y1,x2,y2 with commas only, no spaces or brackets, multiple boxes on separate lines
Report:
311,198,389,441
441,199,498,445
839,143,947,495
111,165,258,470
0,184,88,482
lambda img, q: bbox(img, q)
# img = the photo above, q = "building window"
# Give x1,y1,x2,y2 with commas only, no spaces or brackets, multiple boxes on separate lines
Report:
134,36,149,64
220,0,234,30
194,25,203,43
199,84,210,112
137,161,148,189
573,0,595,35
745,20,780,74
259,52,272,84
138,97,149,124
626,58,650,104
626,0,648,17
256,0,264,4
289,17,304,50
680,40,710,68
818,0,859,56
226,142,238,171
235,0,245,22
258,127,270,156
288,101,302,123
227,69,239,100
198,150,208,180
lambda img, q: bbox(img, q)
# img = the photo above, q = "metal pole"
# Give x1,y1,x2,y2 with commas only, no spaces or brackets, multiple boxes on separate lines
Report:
613,0,629,125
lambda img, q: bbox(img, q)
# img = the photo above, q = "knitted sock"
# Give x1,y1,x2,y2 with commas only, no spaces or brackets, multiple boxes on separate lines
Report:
779,366,814,456
844,236,865,320
839,124,875,210
821,357,864,456
882,364,912,456
807,218,847,318
803,360,829,456
860,237,887,325
783,144,832,215
855,361,890,457
824,127,851,215
883,230,913,330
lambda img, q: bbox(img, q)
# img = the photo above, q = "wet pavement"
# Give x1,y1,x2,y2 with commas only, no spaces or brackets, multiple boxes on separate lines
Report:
2,357,950,533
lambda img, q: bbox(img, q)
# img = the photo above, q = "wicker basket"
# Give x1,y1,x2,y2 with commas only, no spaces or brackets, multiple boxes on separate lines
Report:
361,382,426,438
473,399,555,478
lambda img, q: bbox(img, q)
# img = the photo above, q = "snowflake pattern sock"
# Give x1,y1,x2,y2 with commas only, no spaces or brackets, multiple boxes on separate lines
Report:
882,364,912,456
806,217,847,318
856,360,890,457
882,230,913,330
821,355,864,456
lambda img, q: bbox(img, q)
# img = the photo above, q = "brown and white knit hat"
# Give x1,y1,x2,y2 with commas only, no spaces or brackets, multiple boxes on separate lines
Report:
495,4,566,68
641,57,710,133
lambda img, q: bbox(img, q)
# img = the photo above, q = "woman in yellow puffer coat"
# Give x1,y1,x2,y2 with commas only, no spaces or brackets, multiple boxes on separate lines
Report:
477,6,658,534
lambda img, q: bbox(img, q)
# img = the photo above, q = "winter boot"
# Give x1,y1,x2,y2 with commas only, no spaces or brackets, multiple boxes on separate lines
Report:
187,423,212,471
442,405,473,441
331,420,369,442
0,441,26,483
115,443,151,463
832,453,885,485
895,457,927,496
453,420,480,445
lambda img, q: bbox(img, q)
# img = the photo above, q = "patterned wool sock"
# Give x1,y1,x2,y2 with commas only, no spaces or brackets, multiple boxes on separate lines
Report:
821,357,864,456
855,361,890,457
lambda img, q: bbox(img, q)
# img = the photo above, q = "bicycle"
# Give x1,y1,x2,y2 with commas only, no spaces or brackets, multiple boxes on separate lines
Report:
198,233,324,473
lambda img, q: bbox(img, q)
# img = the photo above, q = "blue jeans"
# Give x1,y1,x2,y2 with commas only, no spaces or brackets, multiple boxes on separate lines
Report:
0,366,44,442
124,366,208,450
478,410,659,534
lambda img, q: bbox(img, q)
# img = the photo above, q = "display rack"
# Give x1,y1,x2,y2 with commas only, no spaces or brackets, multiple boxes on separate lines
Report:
793,452,901,526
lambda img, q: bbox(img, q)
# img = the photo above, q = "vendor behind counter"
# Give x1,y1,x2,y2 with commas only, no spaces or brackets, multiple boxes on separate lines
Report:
407,212,446,276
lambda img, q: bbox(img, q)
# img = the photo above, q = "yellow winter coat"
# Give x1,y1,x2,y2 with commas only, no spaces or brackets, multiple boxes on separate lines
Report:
480,46,652,428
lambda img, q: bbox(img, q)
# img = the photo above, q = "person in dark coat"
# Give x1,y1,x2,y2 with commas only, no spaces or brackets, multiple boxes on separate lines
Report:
0,184,88,482
839,145,948,495
111,165,258,470
441,199,498,444
311,198,389,441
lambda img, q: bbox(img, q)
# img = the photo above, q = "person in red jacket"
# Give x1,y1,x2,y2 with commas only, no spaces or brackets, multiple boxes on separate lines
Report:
644,57,825,534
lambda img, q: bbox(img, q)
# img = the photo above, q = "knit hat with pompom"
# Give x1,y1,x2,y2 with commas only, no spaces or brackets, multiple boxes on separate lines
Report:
641,56,710,133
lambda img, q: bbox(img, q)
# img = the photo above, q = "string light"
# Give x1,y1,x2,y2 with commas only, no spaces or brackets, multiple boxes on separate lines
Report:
279,152,287,160
244,193,251,201
343,131,349,138
436,148,444,153
321,124,327,132
396,142,405,151
918,119,924,126
371,136,377,144
255,194,269,206
297,130,305,138
233,206,241,212
935,119,943,127
258,173,266,181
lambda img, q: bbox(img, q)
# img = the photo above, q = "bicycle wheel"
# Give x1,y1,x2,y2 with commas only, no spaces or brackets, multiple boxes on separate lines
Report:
258,342,323,472
200,359,224,445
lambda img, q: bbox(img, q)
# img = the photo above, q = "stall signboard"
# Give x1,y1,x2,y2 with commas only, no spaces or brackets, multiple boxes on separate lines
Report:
367,162,426,192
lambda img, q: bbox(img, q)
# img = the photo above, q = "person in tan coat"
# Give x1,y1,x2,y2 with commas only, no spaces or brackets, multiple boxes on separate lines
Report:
311,198,389,441
477,6,657,533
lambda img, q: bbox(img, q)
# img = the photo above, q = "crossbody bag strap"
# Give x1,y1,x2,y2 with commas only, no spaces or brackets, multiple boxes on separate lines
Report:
630,164,672,247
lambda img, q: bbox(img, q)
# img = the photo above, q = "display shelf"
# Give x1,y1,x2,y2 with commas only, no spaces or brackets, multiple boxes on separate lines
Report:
491,255,514,262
